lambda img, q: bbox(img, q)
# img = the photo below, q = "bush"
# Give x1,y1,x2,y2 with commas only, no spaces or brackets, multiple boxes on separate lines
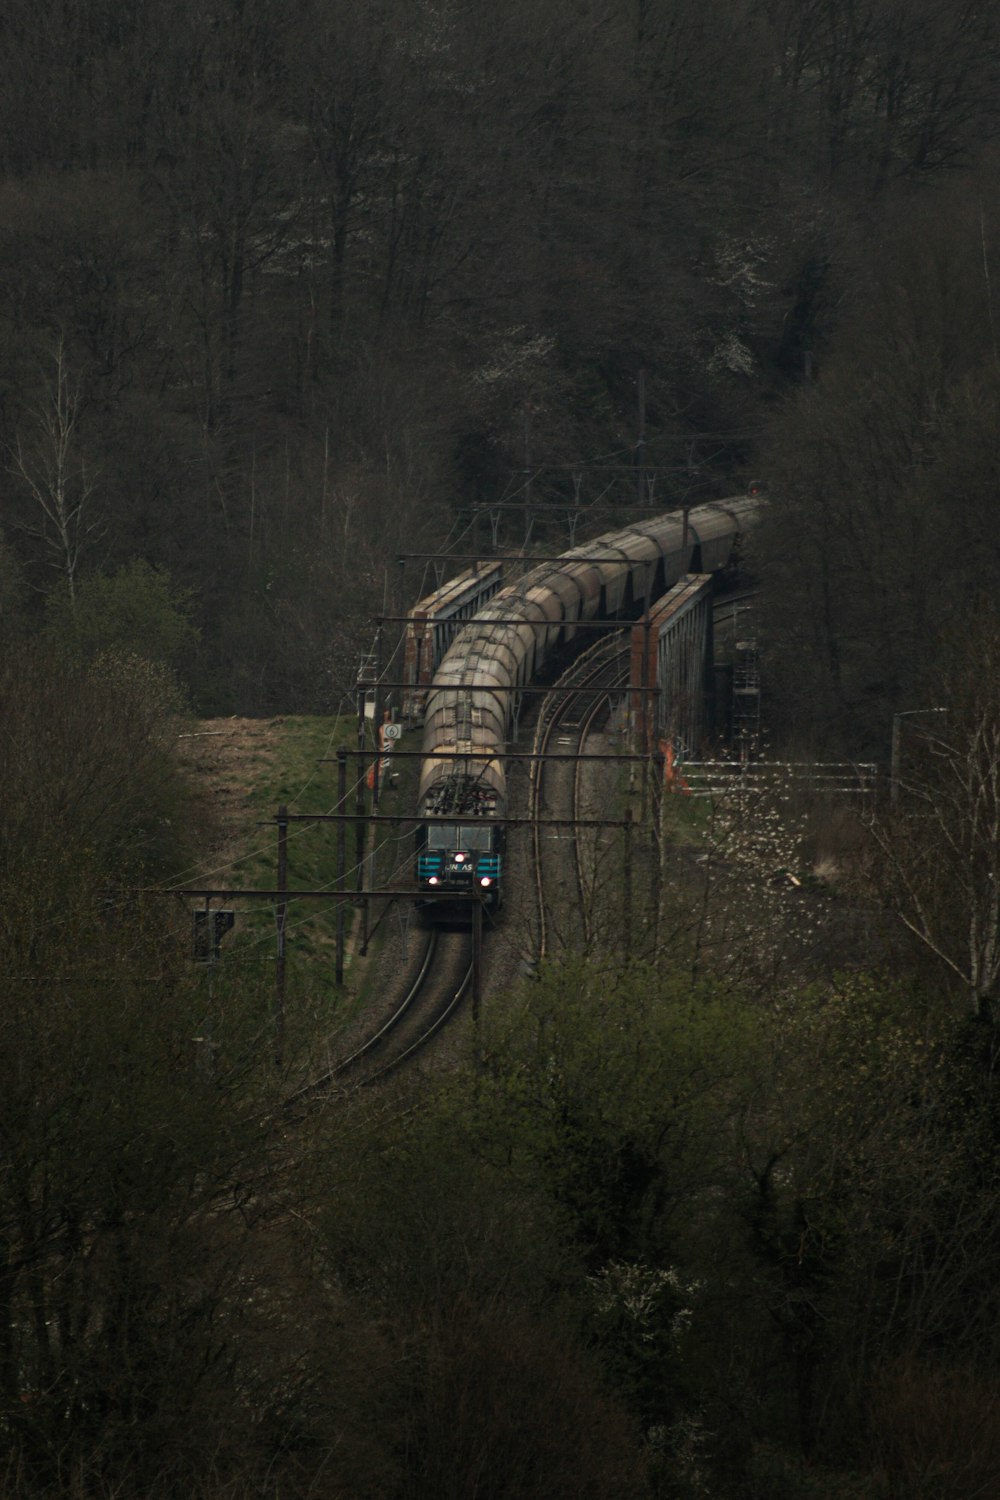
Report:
44,558,199,674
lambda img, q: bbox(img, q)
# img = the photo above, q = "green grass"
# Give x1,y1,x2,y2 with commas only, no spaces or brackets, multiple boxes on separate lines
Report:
211,716,424,1041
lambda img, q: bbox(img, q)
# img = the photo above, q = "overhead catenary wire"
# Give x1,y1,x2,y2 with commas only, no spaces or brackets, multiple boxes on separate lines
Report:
25,461,663,956
167,459,747,917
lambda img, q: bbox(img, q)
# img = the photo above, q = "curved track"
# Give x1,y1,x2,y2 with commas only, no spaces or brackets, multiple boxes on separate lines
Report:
288,927,473,1102
290,574,760,1101
528,631,631,960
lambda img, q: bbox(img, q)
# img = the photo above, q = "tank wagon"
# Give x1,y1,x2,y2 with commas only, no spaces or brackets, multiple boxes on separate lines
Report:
415,495,759,916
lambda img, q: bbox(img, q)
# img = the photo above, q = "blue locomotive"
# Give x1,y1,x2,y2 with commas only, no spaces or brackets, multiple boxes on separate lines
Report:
416,769,504,914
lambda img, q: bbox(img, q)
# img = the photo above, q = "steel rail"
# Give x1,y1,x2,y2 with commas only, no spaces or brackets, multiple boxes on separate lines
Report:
572,654,631,951
286,929,475,1098
531,631,627,960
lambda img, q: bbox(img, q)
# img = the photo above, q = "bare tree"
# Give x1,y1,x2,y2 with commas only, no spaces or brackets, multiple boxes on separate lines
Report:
9,336,99,608
866,628,1000,1020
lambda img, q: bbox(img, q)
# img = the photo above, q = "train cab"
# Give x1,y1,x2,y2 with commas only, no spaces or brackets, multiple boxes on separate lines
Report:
417,820,503,911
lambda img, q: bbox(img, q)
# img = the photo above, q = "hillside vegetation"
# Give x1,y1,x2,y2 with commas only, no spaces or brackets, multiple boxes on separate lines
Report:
2,0,1000,738
7,1,1000,1493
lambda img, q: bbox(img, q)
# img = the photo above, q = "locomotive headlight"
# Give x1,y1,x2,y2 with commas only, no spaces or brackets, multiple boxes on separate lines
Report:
428,876,440,886
454,852,466,863
480,876,492,888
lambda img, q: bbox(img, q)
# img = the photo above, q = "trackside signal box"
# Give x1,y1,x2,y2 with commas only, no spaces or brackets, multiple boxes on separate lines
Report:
192,909,235,961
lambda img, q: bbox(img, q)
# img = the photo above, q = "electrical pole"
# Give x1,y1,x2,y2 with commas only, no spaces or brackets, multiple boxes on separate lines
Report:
523,400,533,551
636,367,646,507
372,623,384,809
336,749,347,986
275,804,288,1068
623,805,633,959
355,746,365,894
472,897,483,1042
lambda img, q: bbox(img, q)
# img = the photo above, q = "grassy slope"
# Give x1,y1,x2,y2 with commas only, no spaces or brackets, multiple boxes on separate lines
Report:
180,715,423,1025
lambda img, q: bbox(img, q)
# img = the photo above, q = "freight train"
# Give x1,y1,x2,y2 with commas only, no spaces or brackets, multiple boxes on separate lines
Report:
414,496,759,916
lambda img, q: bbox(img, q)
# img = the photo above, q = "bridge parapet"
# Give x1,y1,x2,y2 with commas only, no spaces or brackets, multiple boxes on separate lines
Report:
404,562,504,719
630,573,715,756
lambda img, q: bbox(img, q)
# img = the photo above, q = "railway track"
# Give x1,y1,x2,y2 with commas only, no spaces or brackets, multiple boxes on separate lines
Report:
528,631,631,960
292,581,762,1098
288,926,473,1102
525,586,760,963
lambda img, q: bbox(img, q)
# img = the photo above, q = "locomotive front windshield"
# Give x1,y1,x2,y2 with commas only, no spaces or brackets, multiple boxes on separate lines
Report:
426,824,494,850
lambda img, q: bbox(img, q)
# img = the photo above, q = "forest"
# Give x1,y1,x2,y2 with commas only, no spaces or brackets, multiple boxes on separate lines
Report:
1,0,999,727
6,0,1000,1495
